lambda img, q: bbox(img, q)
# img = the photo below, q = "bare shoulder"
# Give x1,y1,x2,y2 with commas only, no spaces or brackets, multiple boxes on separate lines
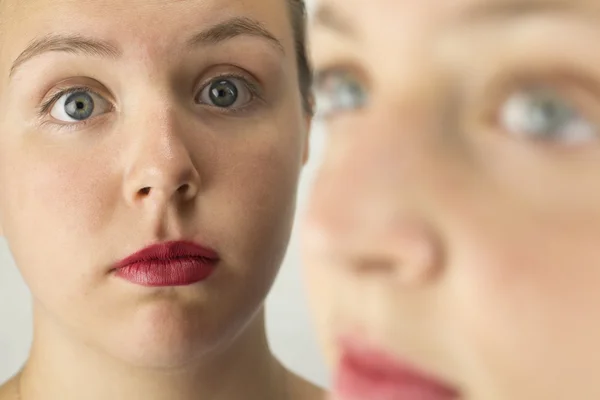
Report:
287,371,327,400
0,376,19,400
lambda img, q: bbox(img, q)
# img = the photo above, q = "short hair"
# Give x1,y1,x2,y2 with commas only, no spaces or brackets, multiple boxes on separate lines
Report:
287,0,313,114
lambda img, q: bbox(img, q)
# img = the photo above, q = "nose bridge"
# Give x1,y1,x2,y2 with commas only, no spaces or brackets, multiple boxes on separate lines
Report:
122,96,200,205
305,12,450,284
333,103,435,219
308,102,444,284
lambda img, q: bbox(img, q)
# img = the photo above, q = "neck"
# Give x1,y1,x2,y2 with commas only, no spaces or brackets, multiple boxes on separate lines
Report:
20,306,288,400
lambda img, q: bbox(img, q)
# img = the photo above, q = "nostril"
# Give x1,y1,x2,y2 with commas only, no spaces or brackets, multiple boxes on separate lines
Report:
138,187,151,196
177,183,190,195
353,257,396,275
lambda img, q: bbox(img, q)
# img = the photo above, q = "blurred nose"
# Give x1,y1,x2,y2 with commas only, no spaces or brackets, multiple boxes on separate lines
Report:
304,105,445,286
122,102,201,209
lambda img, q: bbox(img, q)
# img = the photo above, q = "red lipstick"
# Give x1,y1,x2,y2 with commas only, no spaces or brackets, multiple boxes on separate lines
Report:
113,241,219,287
335,338,459,400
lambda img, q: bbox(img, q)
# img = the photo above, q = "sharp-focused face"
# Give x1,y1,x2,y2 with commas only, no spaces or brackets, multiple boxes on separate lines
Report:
304,0,600,399
0,0,308,368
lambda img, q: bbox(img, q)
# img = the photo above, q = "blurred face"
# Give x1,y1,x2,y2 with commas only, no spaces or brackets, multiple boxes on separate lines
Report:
0,0,308,368
304,0,600,399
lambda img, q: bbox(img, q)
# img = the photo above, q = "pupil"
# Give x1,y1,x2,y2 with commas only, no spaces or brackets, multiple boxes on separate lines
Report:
210,80,238,107
65,92,94,121
528,92,570,135
540,101,556,120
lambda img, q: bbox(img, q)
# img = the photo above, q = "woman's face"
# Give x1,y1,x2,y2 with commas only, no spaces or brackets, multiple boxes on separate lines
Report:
0,0,308,367
304,0,600,399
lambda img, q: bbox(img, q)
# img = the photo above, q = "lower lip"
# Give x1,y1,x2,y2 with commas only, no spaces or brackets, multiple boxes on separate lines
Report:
114,258,216,287
334,342,459,400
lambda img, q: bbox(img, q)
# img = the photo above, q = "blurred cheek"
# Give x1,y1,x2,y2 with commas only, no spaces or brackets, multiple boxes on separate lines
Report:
446,212,600,386
303,252,337,364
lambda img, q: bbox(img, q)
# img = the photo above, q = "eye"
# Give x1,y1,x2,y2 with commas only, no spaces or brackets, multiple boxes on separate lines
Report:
499,87,597,145
314,69,368,119
50,90,111,123
197,77,254,109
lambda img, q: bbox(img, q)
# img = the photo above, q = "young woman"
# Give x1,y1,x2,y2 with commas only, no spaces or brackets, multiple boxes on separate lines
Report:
0,0,323,399
304,0,600,399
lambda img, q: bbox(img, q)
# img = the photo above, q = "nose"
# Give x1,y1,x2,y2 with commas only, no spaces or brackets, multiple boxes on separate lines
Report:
304,107,445,286
122,105,201,208
304,212,443,286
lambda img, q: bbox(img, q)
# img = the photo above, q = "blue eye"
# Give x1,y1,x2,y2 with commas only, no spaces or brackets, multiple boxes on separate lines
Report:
196,77,254,110
50,89,111,123
314,70,368,119
499,87,597,145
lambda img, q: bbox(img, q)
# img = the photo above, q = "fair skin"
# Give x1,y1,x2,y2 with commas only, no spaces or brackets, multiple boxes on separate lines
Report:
304,0,600,399
0,0,323,399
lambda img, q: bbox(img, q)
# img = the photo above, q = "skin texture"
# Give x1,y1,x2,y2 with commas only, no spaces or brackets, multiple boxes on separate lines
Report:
304,0,600,399
0,0,322,399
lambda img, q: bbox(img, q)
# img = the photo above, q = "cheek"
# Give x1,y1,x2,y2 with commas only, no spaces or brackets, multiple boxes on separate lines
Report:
206,126,304,278
233,153,297,255
301,247,338,366
5,151,117,236
445,202,600,389
0,150,118,295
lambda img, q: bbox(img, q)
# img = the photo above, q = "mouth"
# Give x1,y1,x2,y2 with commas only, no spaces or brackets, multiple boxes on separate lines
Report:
335,337,460,400
112,240,220,287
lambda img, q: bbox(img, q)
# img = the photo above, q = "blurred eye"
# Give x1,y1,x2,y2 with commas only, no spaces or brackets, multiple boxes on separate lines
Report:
499,87,597,145
197,77,254,109
314,70,368,119
50,90,111,122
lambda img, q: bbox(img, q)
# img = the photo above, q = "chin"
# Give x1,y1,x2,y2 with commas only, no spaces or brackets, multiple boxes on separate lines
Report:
98,300,244,369
104,290,262,369
104,325,235,369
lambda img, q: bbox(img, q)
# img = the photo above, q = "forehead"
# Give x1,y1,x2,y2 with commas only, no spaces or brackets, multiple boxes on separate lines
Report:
2,0,289,21
0,0,294,69
311,0,597,36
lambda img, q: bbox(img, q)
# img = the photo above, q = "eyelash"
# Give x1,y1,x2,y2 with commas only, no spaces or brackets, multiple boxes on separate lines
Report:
36,86,109,132
38,86,103,116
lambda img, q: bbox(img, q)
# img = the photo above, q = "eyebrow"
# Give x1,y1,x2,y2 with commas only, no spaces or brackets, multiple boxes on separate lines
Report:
312,4,356,38
312,0,596,39
454,0,597,25
9,34,120,77
187,16,284,52
9,16,284,78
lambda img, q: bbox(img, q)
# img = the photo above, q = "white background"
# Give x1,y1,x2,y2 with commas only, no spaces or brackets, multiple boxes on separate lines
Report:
0,116,329,387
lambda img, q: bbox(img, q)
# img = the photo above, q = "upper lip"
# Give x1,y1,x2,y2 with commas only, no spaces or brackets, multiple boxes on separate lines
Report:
112,240,220,270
